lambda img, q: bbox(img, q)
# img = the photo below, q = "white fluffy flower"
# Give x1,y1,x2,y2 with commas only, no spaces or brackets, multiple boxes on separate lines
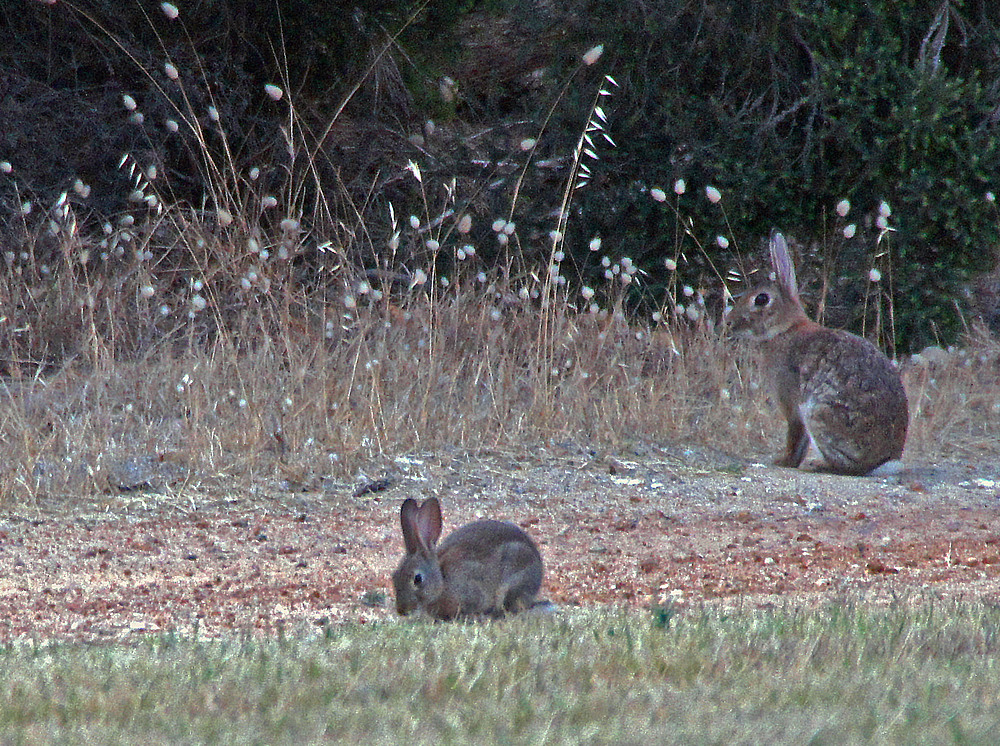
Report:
582,44,604,66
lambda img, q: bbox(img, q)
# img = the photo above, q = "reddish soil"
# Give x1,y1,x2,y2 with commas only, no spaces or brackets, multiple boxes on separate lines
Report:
2,446,999,640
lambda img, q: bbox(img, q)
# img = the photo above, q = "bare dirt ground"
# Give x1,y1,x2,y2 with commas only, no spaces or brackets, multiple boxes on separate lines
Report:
2,443,999,640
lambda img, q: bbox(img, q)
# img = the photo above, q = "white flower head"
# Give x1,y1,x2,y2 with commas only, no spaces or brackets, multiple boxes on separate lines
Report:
875,215,889,231
122,94,138,111
878,200,892,217
265,84,284,101
716,235,729,249
987,191,996,203
582,44,604,66
650,187,667,202
705,185,722,204
673,178,686,195
161,3,179,20
589,236,602,252
520,138,537,151
457,214,472,234
664,258,677,271
868,268,882,283
164,63,179,81
843,223,857,239
581,285,595,300
836,199,851,217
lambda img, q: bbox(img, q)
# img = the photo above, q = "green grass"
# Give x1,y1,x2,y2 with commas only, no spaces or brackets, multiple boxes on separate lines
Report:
1,599,999,744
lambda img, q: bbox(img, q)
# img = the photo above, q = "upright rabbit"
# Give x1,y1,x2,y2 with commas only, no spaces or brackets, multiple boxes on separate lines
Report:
391,497,544,620
727,230,908,475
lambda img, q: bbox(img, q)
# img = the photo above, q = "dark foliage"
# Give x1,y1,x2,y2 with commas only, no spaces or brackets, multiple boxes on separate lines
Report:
2,0,999,351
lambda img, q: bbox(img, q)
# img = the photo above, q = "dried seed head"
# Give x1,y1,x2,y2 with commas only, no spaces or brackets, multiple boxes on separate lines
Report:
582,44,604,65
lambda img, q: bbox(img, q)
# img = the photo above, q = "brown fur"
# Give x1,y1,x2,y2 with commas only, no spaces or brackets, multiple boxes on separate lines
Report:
392,497,544,620
728,231,908,475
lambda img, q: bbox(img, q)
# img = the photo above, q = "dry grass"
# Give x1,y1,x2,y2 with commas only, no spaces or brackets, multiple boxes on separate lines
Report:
1,3,999,511
0,263,998,509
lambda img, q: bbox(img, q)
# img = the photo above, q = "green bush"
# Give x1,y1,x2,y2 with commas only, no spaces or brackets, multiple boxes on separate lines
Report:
564,0,1000,350
3,0,999,352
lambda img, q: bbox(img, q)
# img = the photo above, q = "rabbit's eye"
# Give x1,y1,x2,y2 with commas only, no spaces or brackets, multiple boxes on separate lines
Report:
413,572,423,586
753,292,770,308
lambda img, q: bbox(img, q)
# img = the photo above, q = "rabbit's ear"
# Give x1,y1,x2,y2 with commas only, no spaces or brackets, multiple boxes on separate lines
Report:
400,498,423,553
770,230,800,304
415,497,443,550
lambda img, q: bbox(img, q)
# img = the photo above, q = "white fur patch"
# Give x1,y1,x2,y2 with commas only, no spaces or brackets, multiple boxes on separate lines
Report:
868,460,906,477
